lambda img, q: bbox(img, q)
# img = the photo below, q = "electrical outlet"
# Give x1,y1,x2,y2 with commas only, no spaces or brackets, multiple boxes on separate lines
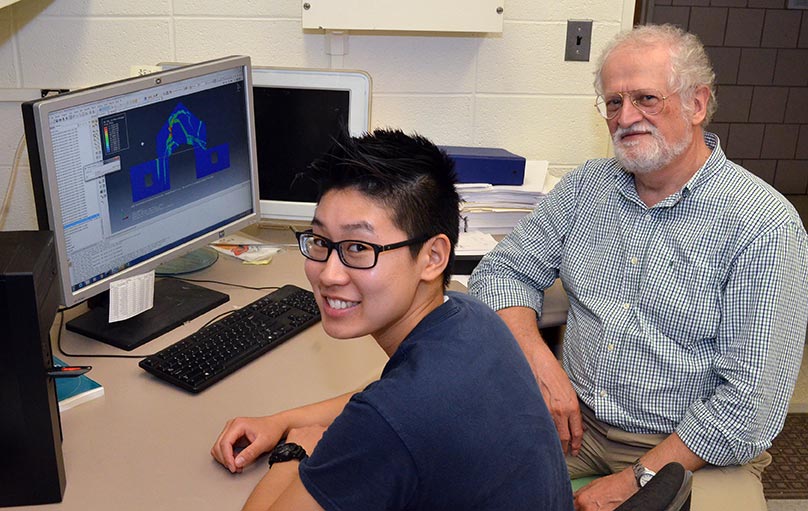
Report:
40,89,70,97
565,20,592,62
130,65,163,77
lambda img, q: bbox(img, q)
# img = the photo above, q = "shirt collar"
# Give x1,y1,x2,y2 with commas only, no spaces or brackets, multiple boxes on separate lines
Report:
683,131,724,193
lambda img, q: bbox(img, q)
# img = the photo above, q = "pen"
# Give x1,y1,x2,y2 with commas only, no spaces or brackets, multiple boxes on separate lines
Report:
48,365,92,378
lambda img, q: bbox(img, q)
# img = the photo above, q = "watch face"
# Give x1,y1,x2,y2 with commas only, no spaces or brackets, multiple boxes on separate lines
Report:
632,461,655,487
276,444,300,457
268,442,308,467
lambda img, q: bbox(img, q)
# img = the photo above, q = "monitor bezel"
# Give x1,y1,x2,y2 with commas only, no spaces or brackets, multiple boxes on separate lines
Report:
24,56,260,307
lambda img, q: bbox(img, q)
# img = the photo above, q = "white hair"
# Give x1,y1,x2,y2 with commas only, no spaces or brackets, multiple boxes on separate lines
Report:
594,24,717,126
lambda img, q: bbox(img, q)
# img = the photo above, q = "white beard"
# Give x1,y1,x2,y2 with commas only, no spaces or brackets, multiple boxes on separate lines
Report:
612,121,691,175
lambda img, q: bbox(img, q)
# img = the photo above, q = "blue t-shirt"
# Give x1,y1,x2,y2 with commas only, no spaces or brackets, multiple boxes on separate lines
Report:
299,292,573,510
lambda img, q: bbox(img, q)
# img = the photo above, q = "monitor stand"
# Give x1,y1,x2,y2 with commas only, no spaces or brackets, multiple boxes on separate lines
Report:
65,278,229,351
155,247,219,276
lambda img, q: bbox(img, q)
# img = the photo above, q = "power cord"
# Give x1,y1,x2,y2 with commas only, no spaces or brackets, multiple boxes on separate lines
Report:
55,308,152,359
0,133,27,230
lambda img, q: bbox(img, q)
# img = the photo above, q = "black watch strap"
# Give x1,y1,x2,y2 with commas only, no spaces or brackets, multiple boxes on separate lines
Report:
267,442,308,468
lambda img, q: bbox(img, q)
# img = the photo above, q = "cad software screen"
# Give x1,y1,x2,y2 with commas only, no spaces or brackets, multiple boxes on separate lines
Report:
47,67,253,293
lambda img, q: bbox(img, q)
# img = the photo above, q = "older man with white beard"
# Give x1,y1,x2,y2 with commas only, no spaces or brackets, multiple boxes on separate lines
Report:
469,24,808,511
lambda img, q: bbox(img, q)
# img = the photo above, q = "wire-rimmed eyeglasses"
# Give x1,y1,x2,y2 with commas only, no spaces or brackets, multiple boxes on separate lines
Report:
295,230,431,270
594,89,671,119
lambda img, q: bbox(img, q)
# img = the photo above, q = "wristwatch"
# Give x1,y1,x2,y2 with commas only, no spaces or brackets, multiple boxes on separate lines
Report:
632,459,656,488
267,442,308,468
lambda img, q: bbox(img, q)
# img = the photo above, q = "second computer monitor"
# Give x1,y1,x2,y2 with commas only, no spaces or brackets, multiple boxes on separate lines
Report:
251,67,371,223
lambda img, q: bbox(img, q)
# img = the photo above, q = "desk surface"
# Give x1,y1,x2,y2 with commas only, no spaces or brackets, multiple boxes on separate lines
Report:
15,225,568,511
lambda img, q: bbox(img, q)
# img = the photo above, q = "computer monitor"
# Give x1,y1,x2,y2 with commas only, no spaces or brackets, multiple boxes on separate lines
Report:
250,67,371,223
23,55,260,350
156,64,372,223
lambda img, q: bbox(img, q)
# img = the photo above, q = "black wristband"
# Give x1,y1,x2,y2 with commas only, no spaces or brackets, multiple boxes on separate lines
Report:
267,442,308,468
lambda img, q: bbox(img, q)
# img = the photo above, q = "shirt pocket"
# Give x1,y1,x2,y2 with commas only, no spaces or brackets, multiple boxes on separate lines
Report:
643,252,721,346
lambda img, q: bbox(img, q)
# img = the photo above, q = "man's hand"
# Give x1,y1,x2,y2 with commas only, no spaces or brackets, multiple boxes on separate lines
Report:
211,416,286,473
573,468,636,511
497,306,584,455
535,356,584,456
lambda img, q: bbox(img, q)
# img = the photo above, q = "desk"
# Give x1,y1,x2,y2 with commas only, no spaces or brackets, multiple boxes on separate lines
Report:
14,226,569,510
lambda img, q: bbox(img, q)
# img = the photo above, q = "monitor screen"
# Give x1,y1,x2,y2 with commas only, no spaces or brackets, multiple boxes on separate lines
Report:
24,56,259,313
255,86,349,206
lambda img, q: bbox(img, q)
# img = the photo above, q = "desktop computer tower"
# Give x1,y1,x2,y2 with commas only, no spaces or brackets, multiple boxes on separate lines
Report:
0,231,65,506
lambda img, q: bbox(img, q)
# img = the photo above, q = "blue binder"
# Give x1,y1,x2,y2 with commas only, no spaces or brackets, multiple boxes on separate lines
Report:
440,146,526,185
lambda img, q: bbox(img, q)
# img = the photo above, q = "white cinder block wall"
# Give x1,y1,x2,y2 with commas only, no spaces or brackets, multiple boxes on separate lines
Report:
0,0,634,231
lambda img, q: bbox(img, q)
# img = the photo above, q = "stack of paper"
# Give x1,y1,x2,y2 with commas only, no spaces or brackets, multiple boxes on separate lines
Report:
458,160,549,234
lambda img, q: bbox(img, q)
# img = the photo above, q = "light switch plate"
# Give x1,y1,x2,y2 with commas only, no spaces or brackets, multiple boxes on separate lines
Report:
565,20,593,62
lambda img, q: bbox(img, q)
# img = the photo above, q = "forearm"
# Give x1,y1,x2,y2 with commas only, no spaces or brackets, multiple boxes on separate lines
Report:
242,462,300,511
275,391,355,432
574,432,707,510
496,306,559,379
637,432,706,473
607,433,706,504
497,305,583,455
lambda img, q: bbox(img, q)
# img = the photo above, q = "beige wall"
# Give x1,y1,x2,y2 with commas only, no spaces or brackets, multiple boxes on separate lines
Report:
0,0,634,231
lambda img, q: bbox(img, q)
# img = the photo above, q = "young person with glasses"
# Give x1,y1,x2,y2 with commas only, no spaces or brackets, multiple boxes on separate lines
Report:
468,24,808,511
211,128,573,511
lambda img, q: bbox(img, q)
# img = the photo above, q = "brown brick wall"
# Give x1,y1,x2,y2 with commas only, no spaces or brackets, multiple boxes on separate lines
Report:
644,1,808,192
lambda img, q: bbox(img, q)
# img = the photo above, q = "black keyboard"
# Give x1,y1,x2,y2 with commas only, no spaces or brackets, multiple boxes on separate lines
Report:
139,284,320,393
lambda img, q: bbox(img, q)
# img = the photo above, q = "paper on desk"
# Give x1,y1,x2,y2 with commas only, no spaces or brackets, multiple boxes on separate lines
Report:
458,161,549,234
109,270,154,323
456,230,499,256
457,160,549,196
210,233,281,264
460,208,535,234
452,274,470,287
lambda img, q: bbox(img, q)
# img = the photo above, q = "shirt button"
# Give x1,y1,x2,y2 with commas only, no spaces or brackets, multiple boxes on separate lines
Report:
600,390,607,397
622,303,631,310
607,344,615,352
645,215,652,222
630,257,639,265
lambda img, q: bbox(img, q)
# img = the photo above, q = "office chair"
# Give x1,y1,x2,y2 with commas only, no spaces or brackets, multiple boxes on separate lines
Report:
615,462,693,511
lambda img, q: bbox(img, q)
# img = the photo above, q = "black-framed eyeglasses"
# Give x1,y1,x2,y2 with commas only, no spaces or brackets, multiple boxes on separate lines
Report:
594,89,671,119
295,230,432,270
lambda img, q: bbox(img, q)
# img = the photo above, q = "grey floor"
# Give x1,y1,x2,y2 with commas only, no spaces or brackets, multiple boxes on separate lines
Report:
768,501,808,511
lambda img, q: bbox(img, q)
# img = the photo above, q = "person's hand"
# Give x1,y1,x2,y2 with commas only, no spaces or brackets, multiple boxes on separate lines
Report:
286,425,327,456
573,469,636,511
495,306,584,456
211,416,286,473
535,357,584,456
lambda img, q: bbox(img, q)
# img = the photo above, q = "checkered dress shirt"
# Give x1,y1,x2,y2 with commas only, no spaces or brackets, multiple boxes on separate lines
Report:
469,133,808,466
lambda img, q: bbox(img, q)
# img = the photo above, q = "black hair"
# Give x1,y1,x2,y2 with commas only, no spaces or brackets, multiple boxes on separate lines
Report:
309,128,460,287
